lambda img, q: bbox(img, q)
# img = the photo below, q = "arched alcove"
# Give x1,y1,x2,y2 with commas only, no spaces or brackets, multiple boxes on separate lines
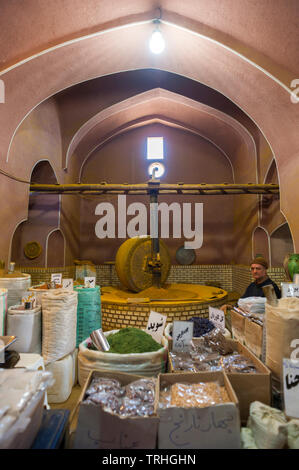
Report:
252,226,270,266
270,223,294,268
46,228,65,268
261,159,283,231
11,160,60,267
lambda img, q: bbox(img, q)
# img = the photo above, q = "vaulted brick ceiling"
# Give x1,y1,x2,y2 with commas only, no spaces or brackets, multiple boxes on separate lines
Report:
1,0,299,244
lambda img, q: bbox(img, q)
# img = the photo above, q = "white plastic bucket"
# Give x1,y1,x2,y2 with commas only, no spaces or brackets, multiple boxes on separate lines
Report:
0,274,31,308
7,305,42,353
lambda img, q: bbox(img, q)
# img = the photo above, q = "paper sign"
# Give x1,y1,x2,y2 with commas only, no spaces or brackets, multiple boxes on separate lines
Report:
62,278,74,290
281,283,299,298
283,358,299,418
209,306,225,332
158,404,241,449
172,321,194,352
145,311,167,344
84,277,96,288
51,273,62,285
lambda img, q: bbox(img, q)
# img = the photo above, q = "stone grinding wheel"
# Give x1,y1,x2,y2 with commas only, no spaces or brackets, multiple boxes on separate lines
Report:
115,236,171,292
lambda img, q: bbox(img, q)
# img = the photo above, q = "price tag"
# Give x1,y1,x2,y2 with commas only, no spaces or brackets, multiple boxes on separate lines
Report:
172,321,194,352
84,277,96,288
145,311,167,344
63,279,74,290
51,273,62,285
281,283,299,298
283,358,299,418
209,306,225,332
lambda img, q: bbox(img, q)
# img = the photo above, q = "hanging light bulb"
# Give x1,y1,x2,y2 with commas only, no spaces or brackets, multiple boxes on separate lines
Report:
149,19,165,54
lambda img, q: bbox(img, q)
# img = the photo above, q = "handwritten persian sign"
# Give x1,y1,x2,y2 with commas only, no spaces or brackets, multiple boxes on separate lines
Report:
84,277,96,288
158,404,241,449
62,279,74,290
172,321,194,352
146,311,167,344
283,358,299,418
281,283,299,298
209,307,225,332
51,273,62,285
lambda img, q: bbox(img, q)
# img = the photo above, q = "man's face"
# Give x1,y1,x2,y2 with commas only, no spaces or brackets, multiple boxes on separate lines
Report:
251,263,267,282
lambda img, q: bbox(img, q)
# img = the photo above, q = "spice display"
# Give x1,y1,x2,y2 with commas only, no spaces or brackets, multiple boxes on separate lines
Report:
159,381,230,409
203,329,234,355
83,376,156,417
106,327,163,354
219,354,257,373
34,283,62,289
168,317,215,338
169,329,258,374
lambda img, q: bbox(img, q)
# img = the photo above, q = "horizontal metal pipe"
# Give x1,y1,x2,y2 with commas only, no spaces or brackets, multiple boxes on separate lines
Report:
29,182,279,195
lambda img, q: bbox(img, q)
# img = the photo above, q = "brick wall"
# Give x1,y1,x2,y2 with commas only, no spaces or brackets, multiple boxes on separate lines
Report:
18,264,285,294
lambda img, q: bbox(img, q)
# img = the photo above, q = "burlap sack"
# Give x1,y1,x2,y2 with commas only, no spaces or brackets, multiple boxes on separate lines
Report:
266,297,299,381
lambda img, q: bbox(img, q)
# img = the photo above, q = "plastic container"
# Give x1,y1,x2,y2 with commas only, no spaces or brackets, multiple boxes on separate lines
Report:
45,353,74,403
6,305,42,353
74,285,101,347
0,272,31,308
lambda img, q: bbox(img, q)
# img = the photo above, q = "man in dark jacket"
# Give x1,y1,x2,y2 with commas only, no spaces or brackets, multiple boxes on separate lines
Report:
240,257,281,299
220,256,281,314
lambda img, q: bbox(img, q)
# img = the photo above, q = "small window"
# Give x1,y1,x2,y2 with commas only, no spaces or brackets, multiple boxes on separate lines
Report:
147,137,164,160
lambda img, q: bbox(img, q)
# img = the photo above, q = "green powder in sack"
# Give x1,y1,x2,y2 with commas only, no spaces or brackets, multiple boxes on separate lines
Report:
106,327,163,354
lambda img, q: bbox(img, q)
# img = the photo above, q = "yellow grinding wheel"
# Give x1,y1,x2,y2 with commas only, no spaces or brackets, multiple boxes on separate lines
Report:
115,236,171,292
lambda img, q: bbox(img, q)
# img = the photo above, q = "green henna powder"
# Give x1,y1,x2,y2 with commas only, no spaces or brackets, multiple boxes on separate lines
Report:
106,327,163,354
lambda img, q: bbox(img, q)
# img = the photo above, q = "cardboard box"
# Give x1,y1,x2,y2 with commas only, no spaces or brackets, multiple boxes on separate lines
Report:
244,317,263,359
230,309,246,344
157,371,241,449
168,338,271,424
72,369,159,449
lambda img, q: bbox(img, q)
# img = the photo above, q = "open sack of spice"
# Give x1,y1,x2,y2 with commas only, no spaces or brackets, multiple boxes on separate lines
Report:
78,327,168,385
170,328,258,374
82,376,156,417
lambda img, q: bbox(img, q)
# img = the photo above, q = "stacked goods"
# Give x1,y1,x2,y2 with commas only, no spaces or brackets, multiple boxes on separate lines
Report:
164,318,231,341
6,304,42,354
266,297,299,381
0,270,31,308
78,328,168,385
29,283,61,306
159,381,230,408
0,289,7,336
0,369,53,449
241,401,299,449
157,371,241,449
73,370,159,449
41,289,78,364
82,377,156,417
168,329,271,422
169,329,257,373
74,285,101,347
238,297,266,314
